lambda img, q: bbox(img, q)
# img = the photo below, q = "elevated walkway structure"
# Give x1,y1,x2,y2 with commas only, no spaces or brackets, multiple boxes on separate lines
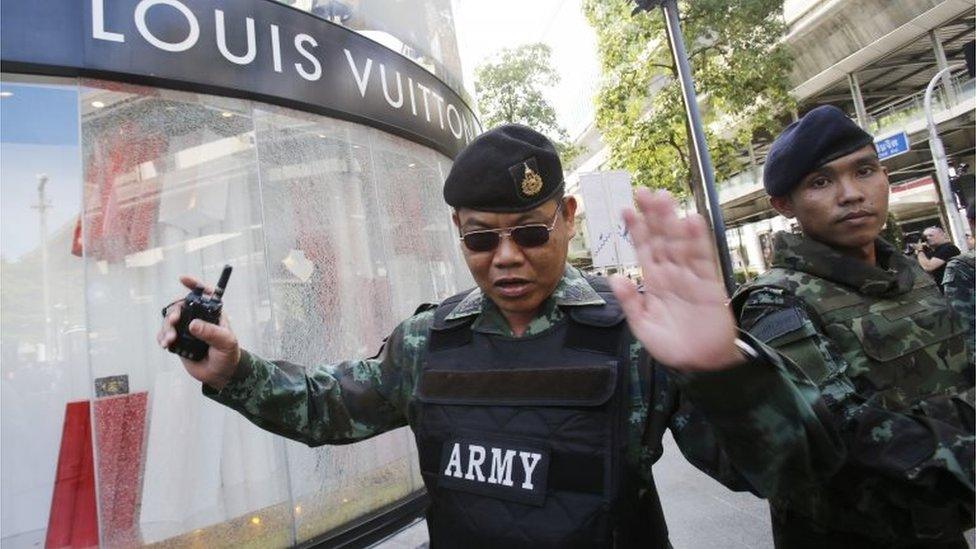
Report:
564,1,974,274
720,1,975,254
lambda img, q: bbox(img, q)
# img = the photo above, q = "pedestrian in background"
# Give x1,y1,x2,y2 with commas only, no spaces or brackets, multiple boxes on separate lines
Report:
914,225,961,290
732,105,974,548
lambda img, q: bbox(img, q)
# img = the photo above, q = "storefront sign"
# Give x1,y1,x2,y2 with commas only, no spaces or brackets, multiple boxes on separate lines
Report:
0,0,480,158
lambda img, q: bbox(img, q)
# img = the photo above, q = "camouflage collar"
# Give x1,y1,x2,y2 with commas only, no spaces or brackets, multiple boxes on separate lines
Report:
445,265,606,321
770,232,916,297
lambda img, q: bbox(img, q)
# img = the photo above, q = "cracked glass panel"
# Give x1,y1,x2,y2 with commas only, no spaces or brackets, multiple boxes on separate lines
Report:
252,104,468,543
1,75,470,548
79,79,292,547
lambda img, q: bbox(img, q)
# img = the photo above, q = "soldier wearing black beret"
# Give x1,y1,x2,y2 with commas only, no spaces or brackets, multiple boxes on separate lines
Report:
732,105,974,547
160,124,845,547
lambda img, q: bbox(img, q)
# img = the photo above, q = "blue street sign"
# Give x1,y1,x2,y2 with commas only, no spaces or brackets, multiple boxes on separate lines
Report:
875,131,911,160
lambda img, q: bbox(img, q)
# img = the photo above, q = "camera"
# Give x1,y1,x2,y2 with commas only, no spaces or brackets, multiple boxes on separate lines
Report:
164,265,232,361
902,232,929,256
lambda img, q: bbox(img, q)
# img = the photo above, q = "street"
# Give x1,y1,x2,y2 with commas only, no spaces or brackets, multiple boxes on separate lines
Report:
376,432,774,548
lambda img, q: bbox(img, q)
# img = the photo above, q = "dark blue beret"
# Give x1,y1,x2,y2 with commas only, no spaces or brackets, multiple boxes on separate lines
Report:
764,105,875,197
443,124,564,212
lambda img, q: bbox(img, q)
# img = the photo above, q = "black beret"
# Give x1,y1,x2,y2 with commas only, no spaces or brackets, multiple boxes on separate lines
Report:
443,124,564,212
764,105,875,197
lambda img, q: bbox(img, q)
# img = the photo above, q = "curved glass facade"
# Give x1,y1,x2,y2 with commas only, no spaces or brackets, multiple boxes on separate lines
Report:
1,72,471,547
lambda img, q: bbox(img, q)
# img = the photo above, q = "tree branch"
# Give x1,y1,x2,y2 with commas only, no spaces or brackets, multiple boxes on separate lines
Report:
689,41,726,61
667,131,688,170
646,62,675,71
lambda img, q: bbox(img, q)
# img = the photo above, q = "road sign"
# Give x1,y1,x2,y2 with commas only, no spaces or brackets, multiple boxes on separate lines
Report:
579,171,637,269
875,131,910,161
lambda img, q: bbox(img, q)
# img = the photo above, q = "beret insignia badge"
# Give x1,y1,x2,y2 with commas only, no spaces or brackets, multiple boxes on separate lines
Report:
520,162,543,197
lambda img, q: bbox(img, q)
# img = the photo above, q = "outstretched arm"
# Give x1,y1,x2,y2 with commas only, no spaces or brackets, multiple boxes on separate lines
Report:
616,189,844,499
739,289,975,502
158,275,425,446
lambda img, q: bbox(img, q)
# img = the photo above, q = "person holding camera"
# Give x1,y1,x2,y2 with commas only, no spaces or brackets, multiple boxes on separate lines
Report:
913,226,961,290
732,105,974,547
158,124,845,547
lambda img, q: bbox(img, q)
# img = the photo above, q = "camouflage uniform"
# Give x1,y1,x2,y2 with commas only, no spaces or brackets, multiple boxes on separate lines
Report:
206,266,845,540
943,251,975,363
733,232,975,547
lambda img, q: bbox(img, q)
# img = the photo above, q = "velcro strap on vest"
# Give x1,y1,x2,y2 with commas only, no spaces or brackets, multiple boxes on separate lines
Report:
416,364,616,407
750,308,806,344
428,323,473,351
566,320,623,355
420,441,604,496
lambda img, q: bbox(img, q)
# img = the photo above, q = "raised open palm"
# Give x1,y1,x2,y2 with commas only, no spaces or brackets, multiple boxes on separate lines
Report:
609,189,742,371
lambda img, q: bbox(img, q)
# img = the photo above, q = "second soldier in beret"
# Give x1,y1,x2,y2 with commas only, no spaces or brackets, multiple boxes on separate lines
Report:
732,105,975,547
160,124,845,547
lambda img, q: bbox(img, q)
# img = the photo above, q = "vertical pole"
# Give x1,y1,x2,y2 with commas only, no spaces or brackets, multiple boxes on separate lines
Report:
929,30,958,106
658,0,735,295
34,173,54,358
747,140,760,179
736,224,751,283
925,67,967,249
847,73,870,128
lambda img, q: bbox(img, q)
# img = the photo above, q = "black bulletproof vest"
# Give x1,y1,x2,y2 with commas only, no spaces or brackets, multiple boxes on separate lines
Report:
409,282,653,548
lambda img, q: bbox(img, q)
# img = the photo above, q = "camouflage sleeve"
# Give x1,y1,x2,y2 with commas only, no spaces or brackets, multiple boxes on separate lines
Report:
739,289,976,499
942,256,975,360
661,330,846,500
202,309,434,446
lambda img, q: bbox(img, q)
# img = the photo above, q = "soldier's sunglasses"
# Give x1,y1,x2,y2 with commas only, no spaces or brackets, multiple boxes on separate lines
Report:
459,202,563,253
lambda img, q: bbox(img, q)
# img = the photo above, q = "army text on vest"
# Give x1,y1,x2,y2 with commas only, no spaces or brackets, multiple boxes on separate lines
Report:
408,279,652,548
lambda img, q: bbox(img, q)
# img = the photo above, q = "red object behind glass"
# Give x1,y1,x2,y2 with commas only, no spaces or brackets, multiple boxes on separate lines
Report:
73,120,165,261
94,392,149,546
45,393,149,548
45,401,98,549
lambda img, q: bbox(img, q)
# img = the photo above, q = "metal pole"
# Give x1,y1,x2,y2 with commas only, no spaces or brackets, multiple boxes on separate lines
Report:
929,30,958,107
658,0,735,294
924,66,967,249
847,73,870,129
33,173,54,359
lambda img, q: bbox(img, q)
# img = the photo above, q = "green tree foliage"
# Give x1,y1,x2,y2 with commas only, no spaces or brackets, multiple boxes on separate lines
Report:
474,43,577,161
880,211,905,250
583,0,794,195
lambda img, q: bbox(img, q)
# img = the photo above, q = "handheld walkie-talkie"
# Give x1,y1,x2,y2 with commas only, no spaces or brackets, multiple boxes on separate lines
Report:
166,265,233,361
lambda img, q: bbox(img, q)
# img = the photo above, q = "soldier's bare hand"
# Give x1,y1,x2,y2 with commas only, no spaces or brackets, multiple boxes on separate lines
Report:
156,275,241,390
609,189,742,372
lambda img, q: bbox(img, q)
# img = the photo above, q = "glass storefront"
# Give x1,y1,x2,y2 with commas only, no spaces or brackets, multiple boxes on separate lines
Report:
1,72,471,547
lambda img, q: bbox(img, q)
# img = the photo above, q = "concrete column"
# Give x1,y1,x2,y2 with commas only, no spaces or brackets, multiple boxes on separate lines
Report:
929,29,958,106
747,140,761,182
847,72,870,128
